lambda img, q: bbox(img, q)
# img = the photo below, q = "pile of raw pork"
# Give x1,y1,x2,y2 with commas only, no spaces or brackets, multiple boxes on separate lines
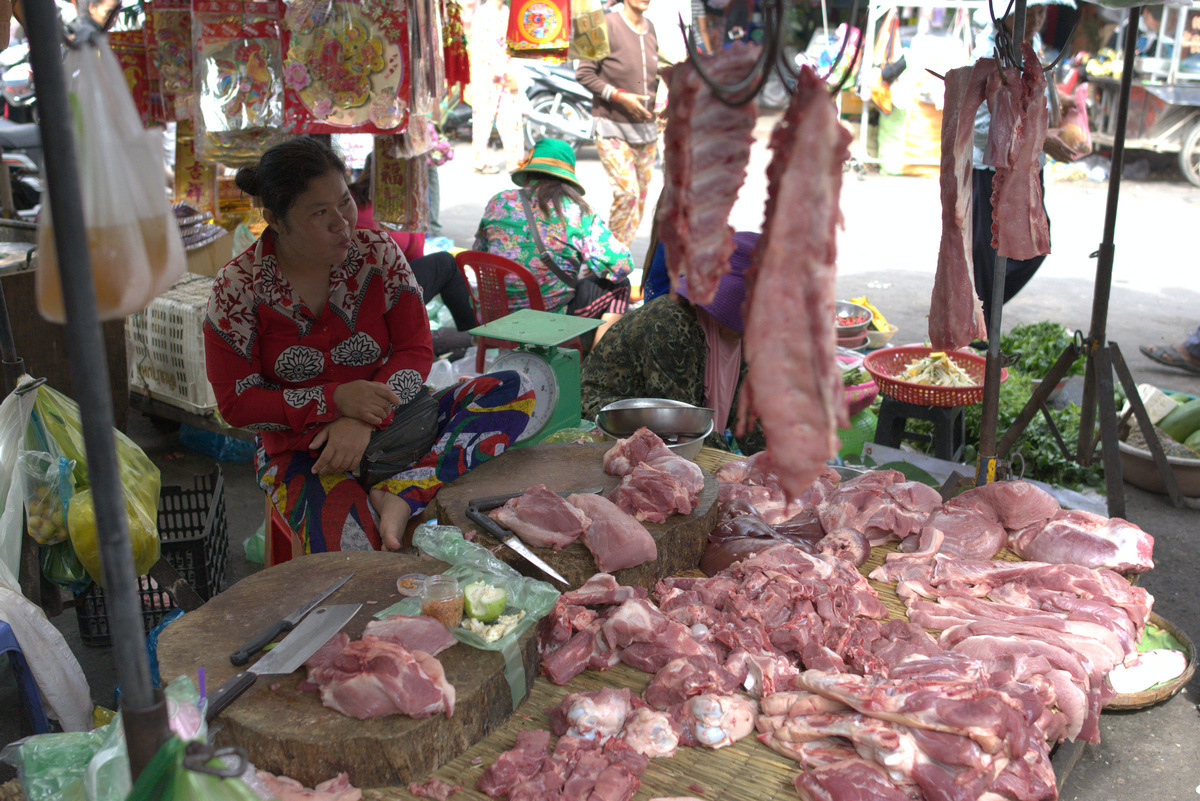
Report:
298,613,459,720
475,451,1155,801
486,427,706,573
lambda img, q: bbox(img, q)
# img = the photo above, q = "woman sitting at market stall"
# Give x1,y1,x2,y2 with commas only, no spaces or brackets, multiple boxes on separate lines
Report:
204,137,533,553
349,154,478,332
472,138,634,349
581,231,765,455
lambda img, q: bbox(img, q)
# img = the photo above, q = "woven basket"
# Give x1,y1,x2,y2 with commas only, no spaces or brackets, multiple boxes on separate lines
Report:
1105,612,1195,710
863,346,1006,407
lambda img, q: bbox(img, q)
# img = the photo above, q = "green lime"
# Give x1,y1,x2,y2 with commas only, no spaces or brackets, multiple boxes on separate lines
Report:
463,582,507,623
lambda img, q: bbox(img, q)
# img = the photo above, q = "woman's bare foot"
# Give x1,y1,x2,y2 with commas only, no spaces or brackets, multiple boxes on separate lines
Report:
370,489,411,551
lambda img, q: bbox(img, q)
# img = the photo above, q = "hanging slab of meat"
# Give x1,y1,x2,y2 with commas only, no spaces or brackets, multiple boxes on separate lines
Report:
568,492,658,573
1008,508,1155,574
488,484,590,551
988,43,1051,260
657,42,761,304
740,64,852,500
929,58,992,350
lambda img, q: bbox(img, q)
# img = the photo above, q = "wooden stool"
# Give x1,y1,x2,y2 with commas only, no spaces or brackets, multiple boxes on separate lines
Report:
873,396,966,463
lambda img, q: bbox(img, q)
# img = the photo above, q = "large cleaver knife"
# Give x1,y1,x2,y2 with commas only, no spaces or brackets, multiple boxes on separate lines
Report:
205,603,361,722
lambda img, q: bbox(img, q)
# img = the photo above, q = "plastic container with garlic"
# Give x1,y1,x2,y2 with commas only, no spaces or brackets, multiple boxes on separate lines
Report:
460,609,527,642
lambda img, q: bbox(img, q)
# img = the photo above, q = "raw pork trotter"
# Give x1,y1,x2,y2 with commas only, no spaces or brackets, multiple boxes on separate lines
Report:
741,64,852,500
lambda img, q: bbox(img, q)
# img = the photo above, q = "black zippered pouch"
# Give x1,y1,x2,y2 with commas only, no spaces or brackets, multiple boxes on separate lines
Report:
357,387,441,488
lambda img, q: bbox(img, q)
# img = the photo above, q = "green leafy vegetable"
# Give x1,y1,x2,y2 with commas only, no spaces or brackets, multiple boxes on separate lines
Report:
999,322,1086,380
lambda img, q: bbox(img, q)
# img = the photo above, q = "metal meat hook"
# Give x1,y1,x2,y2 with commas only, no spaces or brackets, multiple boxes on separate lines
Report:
677,0,783,107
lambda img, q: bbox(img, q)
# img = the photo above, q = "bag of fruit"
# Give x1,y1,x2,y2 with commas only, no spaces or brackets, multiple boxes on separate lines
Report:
17,450,76,546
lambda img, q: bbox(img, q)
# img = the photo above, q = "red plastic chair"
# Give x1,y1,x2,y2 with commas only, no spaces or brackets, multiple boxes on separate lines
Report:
453,250,581,372
264,493,303,567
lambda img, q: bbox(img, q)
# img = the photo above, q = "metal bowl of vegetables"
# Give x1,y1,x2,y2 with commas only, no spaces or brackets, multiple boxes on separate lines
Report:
863,346,1007,407
835,301,874,338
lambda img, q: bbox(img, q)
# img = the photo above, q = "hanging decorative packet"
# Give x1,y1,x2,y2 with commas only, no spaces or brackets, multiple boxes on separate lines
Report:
282,0,409,133
109,30,154,126
407,0,445,117
146,0,193,94
507,0,569,61
193,0,288,165
568,0,609,60
173,120,218,215
441,0,470,94
372,136,428,232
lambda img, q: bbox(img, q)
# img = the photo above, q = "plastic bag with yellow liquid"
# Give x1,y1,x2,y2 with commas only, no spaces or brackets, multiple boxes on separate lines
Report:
35,34,186,323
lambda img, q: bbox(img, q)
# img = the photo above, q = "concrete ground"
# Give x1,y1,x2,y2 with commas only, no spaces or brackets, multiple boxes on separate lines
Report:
3,117,1199,798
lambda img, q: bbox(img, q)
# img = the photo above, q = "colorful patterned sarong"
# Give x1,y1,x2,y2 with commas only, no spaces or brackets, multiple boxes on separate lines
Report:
257,370,533,552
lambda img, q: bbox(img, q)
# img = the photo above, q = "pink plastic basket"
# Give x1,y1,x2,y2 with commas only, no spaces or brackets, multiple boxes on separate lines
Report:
863,346,1007,408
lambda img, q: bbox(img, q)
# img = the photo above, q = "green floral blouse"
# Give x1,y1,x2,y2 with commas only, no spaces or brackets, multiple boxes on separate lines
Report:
472,188,633,312
580,295,766,454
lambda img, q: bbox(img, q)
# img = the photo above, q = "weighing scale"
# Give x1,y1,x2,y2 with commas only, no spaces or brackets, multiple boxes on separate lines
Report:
470,308,602,446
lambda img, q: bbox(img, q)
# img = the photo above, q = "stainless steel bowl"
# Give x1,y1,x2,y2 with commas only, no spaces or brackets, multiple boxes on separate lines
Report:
835,300,874,338
596,418,713,461
596,398,715,439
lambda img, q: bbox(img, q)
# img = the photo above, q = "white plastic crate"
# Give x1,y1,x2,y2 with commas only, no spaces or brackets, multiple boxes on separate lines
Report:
126,273,219,414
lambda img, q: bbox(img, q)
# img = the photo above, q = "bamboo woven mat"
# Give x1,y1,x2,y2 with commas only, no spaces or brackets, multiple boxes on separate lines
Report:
374,448,979,799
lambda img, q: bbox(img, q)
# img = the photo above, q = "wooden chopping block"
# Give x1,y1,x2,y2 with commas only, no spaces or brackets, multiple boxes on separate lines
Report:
156,551,539,788
434,442,718,588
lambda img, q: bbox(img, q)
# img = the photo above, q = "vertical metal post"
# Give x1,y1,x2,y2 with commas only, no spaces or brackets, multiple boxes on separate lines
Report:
0,279,25,393
1078,5,1140,465
22,0,169,778
976,255,1008,484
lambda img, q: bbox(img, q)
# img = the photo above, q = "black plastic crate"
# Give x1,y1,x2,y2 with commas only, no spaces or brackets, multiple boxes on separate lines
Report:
75,467,227,647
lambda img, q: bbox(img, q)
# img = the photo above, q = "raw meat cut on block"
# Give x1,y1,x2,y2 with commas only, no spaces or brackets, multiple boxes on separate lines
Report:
657,42,761,304
1009,509,1155,574
988,43,1051,261
740,64,851,500
608,463,697,523
488,484,590,551
603,428,675,476
362,615,458,656
568,492,658,573
304,635,454,720
929,58,992,350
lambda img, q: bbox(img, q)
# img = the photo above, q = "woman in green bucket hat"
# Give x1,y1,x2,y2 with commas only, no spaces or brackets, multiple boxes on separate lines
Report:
472,138,634,350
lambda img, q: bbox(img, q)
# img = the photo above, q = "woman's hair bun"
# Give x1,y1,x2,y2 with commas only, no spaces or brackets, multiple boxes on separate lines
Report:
234,165,261,196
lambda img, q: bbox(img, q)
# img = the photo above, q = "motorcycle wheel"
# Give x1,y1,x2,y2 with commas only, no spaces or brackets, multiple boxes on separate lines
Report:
524,94,589,154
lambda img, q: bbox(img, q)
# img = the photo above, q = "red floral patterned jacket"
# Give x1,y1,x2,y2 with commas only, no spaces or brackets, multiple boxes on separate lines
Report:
203,228,433,457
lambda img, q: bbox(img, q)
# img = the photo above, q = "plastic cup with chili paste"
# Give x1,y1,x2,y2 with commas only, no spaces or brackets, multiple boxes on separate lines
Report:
396,573,428,596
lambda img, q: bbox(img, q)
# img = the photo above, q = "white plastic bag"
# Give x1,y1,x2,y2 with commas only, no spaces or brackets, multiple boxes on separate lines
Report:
35,35,186,323
0,379,39,593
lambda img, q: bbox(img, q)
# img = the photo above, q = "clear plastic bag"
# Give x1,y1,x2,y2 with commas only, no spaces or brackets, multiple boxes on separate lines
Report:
568,0,610,60
19,451,76,546
382,523,561,709
127,738,262,801
0,380,39,590
36,35,186,323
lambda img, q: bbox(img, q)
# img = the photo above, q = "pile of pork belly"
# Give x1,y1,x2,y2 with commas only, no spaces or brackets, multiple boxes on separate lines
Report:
477,448,1155,801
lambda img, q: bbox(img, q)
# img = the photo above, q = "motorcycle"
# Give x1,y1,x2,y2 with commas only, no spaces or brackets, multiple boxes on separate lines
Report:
439,61,593,152
522,61,592,152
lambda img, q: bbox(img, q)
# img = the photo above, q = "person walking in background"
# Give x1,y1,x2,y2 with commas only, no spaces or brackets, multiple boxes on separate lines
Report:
576,0,659,246
468,0,524,174
472,138,633,350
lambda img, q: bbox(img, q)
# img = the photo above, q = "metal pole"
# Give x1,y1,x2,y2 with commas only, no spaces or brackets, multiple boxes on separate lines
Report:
22,0,169,778
0,279,25,393
1077,5,1140,464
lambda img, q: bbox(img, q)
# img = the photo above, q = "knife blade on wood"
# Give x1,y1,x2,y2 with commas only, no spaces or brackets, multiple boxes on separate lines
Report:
464,506,571,586
206,603,361,722
230,572,355,666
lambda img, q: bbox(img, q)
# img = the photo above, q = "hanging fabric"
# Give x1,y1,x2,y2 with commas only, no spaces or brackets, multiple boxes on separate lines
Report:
109,30,153,126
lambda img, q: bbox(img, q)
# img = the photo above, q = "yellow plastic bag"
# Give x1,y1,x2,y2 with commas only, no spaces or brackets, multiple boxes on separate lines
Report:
31,384,161,586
